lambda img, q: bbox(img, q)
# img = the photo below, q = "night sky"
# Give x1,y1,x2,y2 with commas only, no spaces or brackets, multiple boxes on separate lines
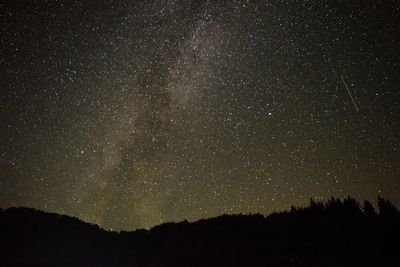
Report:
1,0,399,231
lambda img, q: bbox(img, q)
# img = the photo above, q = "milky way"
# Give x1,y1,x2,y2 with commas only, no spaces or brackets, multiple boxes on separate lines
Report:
1,1,399,230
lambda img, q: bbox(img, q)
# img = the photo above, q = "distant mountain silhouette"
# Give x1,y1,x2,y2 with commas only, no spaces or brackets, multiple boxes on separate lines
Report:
1,196,399,267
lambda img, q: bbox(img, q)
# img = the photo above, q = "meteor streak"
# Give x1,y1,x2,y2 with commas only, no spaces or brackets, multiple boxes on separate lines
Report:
341,75,359,112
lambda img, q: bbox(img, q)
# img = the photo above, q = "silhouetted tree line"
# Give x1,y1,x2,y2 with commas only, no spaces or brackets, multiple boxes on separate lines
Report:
1,196,399,267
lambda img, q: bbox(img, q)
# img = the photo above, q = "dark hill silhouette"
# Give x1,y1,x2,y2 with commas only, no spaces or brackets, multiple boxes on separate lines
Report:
1,196,399,267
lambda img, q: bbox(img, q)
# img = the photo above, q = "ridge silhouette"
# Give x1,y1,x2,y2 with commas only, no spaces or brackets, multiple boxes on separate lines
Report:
1,196,399,266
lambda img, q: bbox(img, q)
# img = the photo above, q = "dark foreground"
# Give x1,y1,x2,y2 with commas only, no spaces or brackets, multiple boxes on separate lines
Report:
1,197,399,267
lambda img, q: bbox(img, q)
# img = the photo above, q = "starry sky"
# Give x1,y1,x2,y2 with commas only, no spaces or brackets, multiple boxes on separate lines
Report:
1,0,399,230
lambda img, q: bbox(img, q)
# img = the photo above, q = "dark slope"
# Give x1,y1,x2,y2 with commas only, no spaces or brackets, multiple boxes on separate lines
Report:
0,207,130,267
1,197,399,267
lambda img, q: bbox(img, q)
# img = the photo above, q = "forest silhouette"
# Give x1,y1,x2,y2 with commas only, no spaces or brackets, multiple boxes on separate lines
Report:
1,196,399,266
